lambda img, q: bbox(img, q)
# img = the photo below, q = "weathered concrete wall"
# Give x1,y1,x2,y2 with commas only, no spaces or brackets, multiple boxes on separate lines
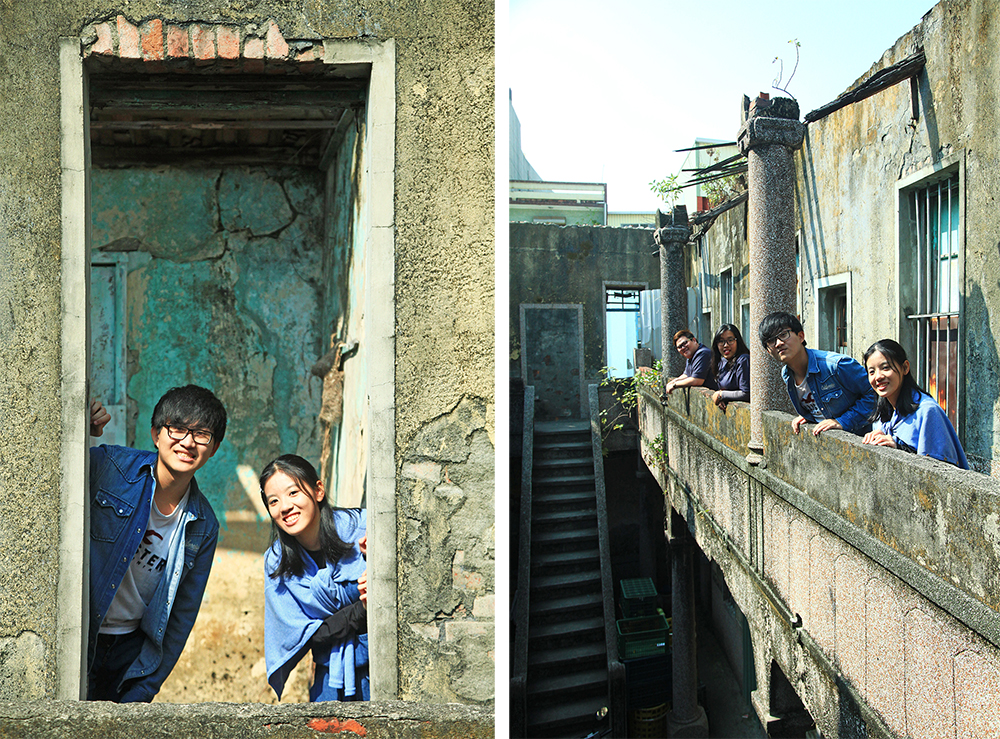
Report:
639,387,1000,738
509,222,660,380
0,700,493,739
690,200,749,335
0,0,493,707
793,0,1000,472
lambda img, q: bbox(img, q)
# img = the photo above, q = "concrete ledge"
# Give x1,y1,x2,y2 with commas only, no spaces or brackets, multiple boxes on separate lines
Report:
0,700,494,739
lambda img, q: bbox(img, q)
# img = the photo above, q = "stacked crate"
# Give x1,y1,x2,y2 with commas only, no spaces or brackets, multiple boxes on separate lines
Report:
618,578,672,737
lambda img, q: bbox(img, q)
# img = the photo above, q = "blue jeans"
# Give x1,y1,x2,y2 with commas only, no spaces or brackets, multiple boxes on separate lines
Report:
310,663,370,702
87,630,147,702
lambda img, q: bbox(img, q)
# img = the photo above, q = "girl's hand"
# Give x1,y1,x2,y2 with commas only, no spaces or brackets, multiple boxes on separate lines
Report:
358,535,367,557
711,391,727,410
358,570,368,608
863,431,897,448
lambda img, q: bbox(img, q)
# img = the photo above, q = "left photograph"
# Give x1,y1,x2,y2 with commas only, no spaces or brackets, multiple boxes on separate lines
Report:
0,1,494,736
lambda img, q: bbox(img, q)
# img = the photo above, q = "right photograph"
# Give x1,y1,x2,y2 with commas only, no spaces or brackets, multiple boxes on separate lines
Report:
507,0,1000,737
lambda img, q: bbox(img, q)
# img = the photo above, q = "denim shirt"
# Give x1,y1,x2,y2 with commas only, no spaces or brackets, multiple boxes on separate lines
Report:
89,445,219,701
781,348,876,435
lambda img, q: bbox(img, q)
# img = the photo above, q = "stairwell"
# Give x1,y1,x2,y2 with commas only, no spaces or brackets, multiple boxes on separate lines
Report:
525,420,609,738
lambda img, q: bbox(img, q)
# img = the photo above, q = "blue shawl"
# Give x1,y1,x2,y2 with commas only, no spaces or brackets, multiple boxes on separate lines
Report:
264,508,367,698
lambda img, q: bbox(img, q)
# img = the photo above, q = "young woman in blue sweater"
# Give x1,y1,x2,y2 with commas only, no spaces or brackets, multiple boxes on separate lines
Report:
861,339,968,468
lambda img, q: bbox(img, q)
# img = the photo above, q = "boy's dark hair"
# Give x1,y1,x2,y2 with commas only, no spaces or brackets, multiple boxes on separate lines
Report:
673,329,695,345
259,454,356,579
151,385,228,444
862,339,924,423
758,311,806,349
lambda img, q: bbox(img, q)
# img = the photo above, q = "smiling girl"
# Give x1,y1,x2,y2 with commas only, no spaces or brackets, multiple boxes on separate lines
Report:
260,454,369,701
710,323,751,410
861,339,968,468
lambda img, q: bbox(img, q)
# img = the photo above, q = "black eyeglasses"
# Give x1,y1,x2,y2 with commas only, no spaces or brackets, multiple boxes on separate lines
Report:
163,425,214,446
764,329,794,350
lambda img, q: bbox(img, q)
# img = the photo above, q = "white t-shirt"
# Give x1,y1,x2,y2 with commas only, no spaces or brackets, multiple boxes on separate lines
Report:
795,377,820,418
100,474,190,635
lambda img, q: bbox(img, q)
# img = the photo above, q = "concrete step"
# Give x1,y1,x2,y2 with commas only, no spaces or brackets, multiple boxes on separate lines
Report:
529,615,604,645
532,526,599,552
533,455,594,477
526,692,609,738
528,639,607,677
531,547,601,573
532,508,598,532
533,473,596,491
529,591,603,620
530,569,601,596
533,439,593,461
528,667,608,704
532,489,597,512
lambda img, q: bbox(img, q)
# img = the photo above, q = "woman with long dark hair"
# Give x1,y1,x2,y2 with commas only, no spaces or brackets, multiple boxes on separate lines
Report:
710,323,751,410
861,339,968,468
260,454,369,701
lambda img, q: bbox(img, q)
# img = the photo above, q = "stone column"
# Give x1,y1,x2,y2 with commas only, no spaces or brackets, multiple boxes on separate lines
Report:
737,97,805,456
655,205,690,380
668,512,709,738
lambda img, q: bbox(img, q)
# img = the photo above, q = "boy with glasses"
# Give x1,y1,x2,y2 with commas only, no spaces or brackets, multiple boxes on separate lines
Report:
758,311,875,436
665,330,719,394
87,384,227,702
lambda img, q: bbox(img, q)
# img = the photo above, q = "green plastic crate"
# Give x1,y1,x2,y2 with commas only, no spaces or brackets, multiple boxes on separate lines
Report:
617,613,669,659
620,577,658,618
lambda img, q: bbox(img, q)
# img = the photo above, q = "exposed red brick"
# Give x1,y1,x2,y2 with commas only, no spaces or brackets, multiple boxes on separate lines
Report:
140,19,164,61
295,45,323,63
216,26,239,60
306,718,366,736
91,23,113,55
243,36,264,59
191,24,215,61
265,21,289,59
117,16,141,59
166,25,189,58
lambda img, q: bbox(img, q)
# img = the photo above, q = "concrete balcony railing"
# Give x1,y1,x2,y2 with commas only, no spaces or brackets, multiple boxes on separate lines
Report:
637,385,1000,739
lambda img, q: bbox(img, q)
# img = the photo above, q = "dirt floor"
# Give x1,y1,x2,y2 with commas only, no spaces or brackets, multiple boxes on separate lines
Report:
156,547,311,704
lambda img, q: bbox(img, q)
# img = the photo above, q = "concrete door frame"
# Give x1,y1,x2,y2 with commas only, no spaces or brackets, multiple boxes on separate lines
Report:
58,36,398,701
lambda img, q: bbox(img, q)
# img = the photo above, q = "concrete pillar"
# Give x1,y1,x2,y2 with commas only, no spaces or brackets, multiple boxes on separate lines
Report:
737,96,805,455
667,513,709,738
655,205,690,380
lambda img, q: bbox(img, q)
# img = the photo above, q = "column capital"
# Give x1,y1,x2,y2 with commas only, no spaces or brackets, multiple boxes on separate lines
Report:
655,224,691,249
738,115,806,155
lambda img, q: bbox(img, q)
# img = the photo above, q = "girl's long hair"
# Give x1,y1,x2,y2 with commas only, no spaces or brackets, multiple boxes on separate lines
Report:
710,323,751,379
862,339,924,423
259,454,356,579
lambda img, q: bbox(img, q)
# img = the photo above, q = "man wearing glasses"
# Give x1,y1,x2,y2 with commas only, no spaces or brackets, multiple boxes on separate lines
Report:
758,311,875,436
87,385,227,702
665,330,718,394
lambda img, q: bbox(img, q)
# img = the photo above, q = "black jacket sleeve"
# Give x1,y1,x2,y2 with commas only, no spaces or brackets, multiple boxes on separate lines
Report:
311,600,368,643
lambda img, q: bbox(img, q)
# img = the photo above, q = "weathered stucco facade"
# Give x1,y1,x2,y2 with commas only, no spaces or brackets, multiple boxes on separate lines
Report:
0,0,493,716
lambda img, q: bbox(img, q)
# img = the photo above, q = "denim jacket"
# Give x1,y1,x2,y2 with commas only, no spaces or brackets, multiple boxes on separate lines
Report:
89,445,218,702
781,348,876,435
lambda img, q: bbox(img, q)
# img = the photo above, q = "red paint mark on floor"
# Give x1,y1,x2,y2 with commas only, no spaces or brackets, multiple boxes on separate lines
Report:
306,718,367,736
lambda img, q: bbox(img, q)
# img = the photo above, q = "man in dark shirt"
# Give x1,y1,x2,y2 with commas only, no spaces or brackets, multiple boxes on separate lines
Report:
665,330,718,394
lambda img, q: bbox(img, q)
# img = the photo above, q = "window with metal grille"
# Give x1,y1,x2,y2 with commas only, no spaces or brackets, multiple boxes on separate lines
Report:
720,268,733,326
908,173,961,431
605,286,642,378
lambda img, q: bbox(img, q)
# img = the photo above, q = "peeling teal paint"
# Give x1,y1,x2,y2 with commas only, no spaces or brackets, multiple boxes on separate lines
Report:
91,166,330,534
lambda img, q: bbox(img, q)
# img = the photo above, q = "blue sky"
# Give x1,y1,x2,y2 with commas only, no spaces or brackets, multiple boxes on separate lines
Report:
506,0,934,212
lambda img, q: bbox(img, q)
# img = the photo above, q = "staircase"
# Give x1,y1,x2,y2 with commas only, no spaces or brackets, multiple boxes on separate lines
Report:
525,420,609,738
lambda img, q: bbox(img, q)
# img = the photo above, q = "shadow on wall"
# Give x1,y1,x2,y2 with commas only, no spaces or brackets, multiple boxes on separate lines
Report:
965,281,997,475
